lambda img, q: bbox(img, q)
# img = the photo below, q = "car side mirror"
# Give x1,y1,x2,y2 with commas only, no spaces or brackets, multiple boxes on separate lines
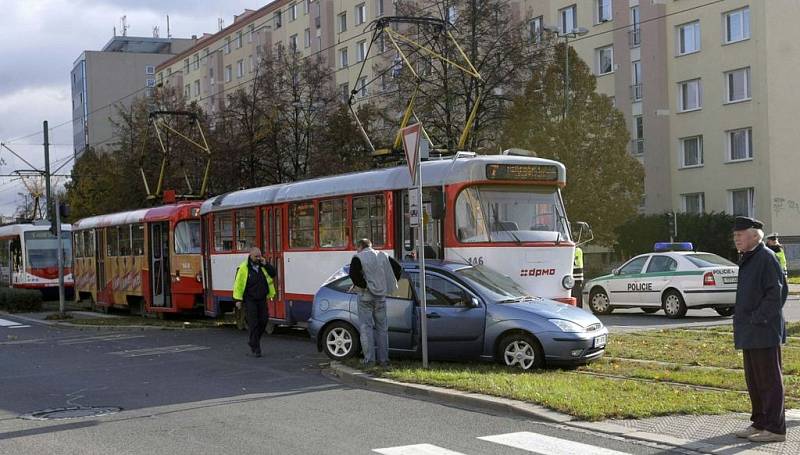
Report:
612,268,620,275
470,297,481,308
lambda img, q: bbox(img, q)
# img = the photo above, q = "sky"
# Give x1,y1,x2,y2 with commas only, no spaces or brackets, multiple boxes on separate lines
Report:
0,0,260,218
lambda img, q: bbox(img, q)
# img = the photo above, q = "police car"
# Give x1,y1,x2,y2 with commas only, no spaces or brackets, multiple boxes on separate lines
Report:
583,243,738,319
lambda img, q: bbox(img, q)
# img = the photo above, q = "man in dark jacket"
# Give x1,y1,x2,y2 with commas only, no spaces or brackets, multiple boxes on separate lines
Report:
233,248,277,358
732,217,789,443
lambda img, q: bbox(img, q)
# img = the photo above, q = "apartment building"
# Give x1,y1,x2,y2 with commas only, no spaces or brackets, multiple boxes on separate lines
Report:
71,35,194,156
520,0,800,268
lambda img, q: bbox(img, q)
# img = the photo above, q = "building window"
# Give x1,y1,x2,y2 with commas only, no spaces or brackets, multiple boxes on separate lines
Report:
193,80,200,97
560,5,577,34
631,60,642,101
724,7,750,44
357,76,368,98
629,6,640,47
145,65,155,75
289,202,315,249
446,5,458,25
633,115,644,155
319,199,347,248
356,3,367,25
184,58,190,73
290,3,298,21
677,21,700,55
682,193,705,214
339,82,349,103
339,47,349,68
235,31,242,49
224,65,232,83
727,127,753,161
597,0,612,23
730,188,754,217
378,34,387,53
376,0,385,17
596,45,614,75
339,12,347,33
304,28,311,48
678,79,702,112
145,78,156,88
304,0,311,15
224,37,231,54
529,16,543,43
193,54,200,70
356,40,367,62
353,194,386,246
184,84,190,98
248,24,255,43
274,11,282,28
680,135,703,168
290,34,298,52
725,67,751,103
237,60,244,78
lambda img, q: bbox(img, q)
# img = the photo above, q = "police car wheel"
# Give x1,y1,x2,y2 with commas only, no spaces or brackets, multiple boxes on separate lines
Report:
641,307,660,314
322,321,359,360
497,333,544,370
589,290,613,315
715,306,734,317
662,290,687,319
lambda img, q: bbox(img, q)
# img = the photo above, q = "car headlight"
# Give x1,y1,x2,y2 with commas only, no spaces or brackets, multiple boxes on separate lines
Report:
548,318,584,332
562,275,575,290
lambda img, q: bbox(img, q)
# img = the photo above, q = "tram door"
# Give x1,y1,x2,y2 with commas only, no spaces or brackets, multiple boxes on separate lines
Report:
397,188,444,260
150,222,171,308
261,207,284,320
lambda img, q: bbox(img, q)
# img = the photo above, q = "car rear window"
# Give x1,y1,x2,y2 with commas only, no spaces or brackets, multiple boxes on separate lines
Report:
685,254,736,268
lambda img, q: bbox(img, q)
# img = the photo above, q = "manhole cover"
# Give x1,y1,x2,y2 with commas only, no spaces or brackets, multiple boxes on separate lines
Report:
20,406,122,421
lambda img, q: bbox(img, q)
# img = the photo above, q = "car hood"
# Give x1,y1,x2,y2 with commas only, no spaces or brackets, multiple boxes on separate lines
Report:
497,298,603,327
586,274,613,283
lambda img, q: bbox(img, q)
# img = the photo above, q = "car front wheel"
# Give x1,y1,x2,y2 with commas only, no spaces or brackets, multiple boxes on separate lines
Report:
715,306,734,317
497,333,544,371
662,290,687,319
589,289,613,315
322,321,359,360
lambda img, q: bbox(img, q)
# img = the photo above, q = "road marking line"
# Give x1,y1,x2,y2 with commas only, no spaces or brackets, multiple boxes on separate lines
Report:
8,325,30,328
478,432,631,455
373,444,467,455
0,318,21,327
108,344,210,357
58,334,146,345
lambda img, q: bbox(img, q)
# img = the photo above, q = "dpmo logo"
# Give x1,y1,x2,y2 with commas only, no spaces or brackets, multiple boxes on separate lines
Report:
520,268,556,277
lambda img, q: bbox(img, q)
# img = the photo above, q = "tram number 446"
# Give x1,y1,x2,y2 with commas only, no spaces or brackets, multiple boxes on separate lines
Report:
466,257,484,265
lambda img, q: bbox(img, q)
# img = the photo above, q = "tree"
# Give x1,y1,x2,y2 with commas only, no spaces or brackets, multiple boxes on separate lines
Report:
64,148,126,220
501,44,644,245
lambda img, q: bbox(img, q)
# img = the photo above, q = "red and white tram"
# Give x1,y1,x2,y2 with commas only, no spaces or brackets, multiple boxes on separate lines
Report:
200,154,578,328
0,223,73,293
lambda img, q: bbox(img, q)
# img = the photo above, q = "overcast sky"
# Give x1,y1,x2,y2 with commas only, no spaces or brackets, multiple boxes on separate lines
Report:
0,0,260,217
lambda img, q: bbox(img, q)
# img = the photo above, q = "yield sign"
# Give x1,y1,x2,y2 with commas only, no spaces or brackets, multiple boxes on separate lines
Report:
401,123,422,182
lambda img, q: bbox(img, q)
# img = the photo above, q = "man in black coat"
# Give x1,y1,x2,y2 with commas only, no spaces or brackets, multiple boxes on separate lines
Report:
732,217,789,443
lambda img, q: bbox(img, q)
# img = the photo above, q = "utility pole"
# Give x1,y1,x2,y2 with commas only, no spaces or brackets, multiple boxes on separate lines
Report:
55,193,65,316
43,121,52,221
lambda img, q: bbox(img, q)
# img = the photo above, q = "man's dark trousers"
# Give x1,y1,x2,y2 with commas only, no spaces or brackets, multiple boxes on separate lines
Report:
245,301,268,354
743,347,786,434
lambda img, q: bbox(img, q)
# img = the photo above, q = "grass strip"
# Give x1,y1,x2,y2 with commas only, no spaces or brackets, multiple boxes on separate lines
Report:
66,316,234,329
353,360,755,421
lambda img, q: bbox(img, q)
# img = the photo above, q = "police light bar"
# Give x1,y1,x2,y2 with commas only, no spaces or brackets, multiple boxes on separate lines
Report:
654,242,694,252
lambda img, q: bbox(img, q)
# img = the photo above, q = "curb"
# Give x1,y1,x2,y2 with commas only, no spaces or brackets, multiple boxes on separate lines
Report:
0,311,182,331
327,362,772,455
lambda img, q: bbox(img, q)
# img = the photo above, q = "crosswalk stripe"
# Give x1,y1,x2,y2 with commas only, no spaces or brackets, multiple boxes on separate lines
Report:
8,325,30,328
0,318,21,327
109,344,210,357
373,444,468,455
478,432,630,455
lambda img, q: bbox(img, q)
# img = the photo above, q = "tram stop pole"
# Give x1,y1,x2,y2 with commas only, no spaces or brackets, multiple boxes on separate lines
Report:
54,193,65,316
402,123,428,368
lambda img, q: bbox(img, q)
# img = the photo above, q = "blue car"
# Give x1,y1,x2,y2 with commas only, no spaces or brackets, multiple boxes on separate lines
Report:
308,261,608,370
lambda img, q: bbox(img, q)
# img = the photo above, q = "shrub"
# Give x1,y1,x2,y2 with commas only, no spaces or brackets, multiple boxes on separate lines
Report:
0,288,44,313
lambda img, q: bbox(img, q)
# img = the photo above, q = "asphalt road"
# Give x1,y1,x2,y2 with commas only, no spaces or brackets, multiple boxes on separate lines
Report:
0,316,688,455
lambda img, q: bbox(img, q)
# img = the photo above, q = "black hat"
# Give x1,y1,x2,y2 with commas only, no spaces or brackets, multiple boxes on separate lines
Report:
733,216,763,231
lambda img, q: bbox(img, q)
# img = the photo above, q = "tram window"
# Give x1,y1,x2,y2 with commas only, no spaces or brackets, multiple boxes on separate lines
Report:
108,227,119,257
289,202,315,249
175,220,201,254
119,225,131,256
214,212,234,252
84,230,95,257
10,239,21,272
236,210,257,251
352,194,385,247
73,231,83,258
0,239,9,266
319,199,347,248
132,224,145,256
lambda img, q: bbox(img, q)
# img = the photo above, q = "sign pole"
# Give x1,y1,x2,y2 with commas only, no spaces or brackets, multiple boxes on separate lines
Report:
401,123,428,368
54,193,65,316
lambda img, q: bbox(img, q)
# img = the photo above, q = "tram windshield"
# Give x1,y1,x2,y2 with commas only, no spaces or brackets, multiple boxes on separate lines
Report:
24,231,73,269
455,185,570,243
175,220,202,254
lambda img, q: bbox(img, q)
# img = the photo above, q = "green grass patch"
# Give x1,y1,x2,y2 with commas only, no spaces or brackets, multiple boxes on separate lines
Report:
788,276,800,285
358,360,755,421
67,316,234,329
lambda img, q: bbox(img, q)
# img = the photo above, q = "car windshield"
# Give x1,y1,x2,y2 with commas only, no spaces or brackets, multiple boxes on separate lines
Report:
685,253,737,268
454,265,531,302
455,185,570,243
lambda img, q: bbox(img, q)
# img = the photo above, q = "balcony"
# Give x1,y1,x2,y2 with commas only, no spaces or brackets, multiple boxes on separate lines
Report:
632,138,644,156
630,83,643,102
628,27,641,48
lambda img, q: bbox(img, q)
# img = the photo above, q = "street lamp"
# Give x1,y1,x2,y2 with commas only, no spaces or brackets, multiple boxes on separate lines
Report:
543,25,589,119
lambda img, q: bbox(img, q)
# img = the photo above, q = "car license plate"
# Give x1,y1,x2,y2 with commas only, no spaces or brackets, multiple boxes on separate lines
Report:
594,334,607,348
723,277,738,284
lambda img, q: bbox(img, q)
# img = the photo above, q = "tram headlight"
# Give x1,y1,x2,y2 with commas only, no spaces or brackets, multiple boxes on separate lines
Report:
562,275,575,290
195,273,203,283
